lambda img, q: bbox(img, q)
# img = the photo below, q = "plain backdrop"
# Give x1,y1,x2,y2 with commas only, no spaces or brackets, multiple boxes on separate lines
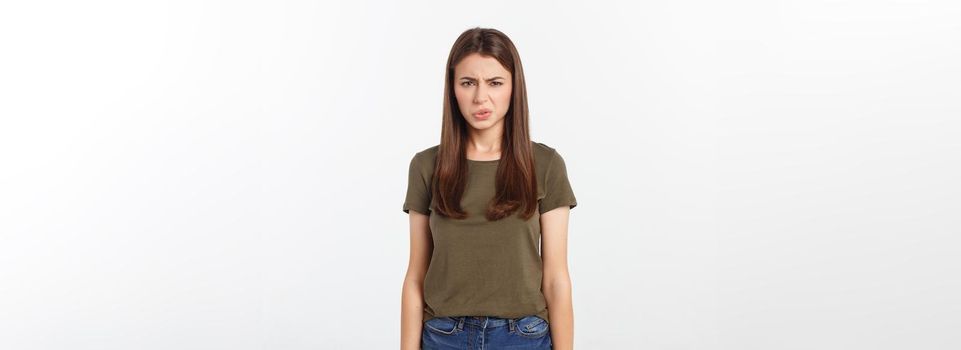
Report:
1,0,959,349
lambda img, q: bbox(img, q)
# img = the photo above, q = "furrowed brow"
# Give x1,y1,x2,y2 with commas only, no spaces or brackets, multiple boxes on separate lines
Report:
459,76,506,82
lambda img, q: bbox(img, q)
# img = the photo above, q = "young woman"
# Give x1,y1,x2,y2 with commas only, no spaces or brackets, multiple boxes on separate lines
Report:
400,27,578,350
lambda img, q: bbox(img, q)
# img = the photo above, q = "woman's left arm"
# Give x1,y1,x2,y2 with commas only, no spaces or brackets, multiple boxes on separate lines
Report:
541,206,574,350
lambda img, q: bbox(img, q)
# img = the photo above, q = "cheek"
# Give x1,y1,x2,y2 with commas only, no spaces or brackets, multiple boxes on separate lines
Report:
496,87,512,106
453,87,470,106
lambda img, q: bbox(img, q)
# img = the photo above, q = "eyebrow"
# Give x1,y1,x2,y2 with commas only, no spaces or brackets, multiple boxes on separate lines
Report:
459,76,506,81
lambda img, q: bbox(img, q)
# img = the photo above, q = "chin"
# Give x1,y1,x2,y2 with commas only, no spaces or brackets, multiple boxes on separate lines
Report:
466,123,488,131
468,118,501,130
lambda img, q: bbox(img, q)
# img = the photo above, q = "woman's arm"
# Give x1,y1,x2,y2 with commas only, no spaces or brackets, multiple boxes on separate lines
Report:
541,206,574,350
401,210,433,350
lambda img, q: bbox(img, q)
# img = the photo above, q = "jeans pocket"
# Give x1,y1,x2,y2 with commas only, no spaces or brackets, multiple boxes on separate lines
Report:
512,315,550,339
424,316,463,335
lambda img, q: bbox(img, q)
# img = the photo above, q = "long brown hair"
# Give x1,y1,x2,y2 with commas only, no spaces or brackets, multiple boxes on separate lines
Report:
431,27,538,221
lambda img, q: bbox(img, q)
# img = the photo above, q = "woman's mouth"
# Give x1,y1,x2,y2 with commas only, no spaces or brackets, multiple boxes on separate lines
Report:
474,110,492,120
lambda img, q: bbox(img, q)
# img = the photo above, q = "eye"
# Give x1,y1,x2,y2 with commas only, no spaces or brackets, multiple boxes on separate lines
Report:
490,81,503,86
460,81,474,87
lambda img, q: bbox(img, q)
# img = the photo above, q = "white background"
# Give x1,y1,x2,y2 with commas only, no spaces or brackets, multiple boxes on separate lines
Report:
1,0,959,349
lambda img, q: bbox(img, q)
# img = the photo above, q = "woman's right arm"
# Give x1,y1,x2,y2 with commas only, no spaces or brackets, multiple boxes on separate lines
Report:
401,210,432,350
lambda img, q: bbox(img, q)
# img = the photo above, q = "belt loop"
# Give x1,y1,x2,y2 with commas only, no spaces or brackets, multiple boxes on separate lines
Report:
508,317,515,332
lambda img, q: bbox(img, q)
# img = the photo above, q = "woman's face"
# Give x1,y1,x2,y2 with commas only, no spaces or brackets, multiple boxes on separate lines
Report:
453,53,513,132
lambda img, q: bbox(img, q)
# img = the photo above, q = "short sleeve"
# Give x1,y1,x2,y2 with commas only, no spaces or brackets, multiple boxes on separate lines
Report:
539,149,578,214
402,152,431,215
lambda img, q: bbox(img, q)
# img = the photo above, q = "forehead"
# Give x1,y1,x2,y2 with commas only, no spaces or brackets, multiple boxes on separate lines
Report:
454,53,511,78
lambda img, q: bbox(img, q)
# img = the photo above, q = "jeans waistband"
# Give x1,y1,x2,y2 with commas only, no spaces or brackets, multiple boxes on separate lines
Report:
452,316,512,328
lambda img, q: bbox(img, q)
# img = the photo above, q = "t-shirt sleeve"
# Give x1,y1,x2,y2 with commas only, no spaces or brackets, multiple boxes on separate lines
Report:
539,149,578,214
402,152,431,215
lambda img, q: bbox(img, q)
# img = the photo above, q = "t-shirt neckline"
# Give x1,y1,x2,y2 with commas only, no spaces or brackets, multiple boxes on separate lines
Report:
467,158,500,163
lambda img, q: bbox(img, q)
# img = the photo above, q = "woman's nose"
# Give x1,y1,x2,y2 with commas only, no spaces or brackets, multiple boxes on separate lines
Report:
473,86,488,103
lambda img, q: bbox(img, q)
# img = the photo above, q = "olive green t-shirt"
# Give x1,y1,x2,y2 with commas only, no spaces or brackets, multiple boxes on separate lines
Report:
402,141,578,324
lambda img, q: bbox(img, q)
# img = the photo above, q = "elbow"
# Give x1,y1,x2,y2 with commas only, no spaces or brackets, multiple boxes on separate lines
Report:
542,275,572,295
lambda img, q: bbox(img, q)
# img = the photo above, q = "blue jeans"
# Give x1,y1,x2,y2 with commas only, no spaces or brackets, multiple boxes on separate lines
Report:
421,315,552,350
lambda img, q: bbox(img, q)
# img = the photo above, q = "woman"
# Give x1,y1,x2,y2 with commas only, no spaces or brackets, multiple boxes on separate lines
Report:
400,27,578,350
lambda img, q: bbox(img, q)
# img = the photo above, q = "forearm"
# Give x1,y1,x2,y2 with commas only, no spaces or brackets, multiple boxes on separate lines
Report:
544,278,574,350
401,277,425,350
